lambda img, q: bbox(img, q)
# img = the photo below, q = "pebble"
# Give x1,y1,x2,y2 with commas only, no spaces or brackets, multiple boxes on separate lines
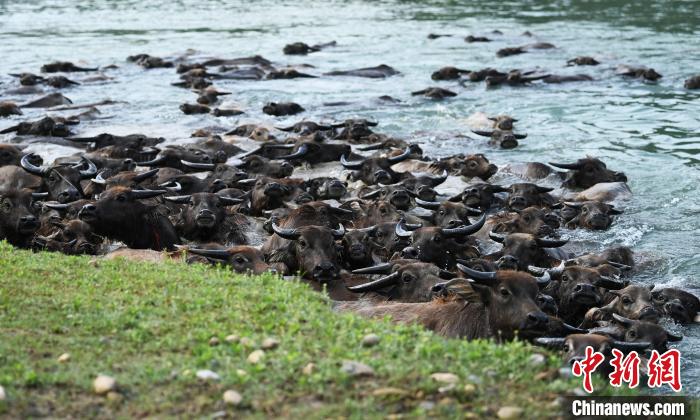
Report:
341,360,374,377
209,337,220,346
236,369,248,377
497,406,524,419
196,369,220,381
106,391,123,402
361,333,380,347
225,334,239,343
430,372,459,384
247,350,265,364
93,374,117,395
438,383,456,393
58,353,71,363
223,389,242,406
372,387,408,397
0,385,5,401
261,338,280,350
463,384,477,395
211,411,227,418
239,337,255,347
419,400,435,410
302,363,316,375
529,353,546,366
559,367,572,378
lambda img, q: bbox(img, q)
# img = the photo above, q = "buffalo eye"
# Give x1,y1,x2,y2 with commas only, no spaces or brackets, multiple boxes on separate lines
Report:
379,207,387,215
581,207,588,213
433,235,441,243
653,294,666,302
117,194,127,202
1,199,11,213
523,215,531,222
622,296,633,305
402,274,414,283
627,329,637,339
298,239,307,248
561,274,569,282
438,209,445,215
233,255,247,264
48,174,57,183
216,166,224,173
376,232,383,239
468,161,477,168
216,201,222,208
499,287,510,297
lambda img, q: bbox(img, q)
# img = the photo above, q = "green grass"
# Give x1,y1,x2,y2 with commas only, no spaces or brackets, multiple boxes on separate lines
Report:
0,241,581,418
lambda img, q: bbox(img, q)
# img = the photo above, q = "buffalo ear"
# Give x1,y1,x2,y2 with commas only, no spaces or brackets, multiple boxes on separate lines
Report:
468,282,492,305
667,331,683,342
442,279,482,304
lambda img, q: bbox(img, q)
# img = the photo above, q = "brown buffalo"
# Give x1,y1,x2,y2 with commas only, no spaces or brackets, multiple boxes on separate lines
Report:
415,198,481,228
33,219,102,255
0,188,41,247
549,157,627,189
558,201,622,230
489,207,560,237
506,183,555,211
66,133,164,151
471,128,526,149
651,287,700,324
487,232,569,271
20,154,97,203
183,246,271,274
450,183,508,211
338,269,550,341
248,176,306,215
1,116,75,137
165,193,248,245
595,284,660,323
590,314,682,352
78,187,179,250
340,145,421,185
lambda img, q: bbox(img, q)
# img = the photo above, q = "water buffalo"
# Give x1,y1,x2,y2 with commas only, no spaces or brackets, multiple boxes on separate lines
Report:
431,67,471,81
557,201,622,230
0,101,23,117
41,61,97,72
340,226,379,270
396,215,485,269
549,157,627,189
651,287,700,324
590,314,682,352
348,260,456,302
249,176,306,215
33,219,102,255
471,128,526,149
567,56,600,66
616,65,662,81
1,116,75,137
263,222,345,284
20,154,97,203
506,183,555,211
566,182,632,203
78,187,179,250
283,41,335,55
340,145,421,185
234,155,293,178
488,207,560,237
360,185,417,211
685,75,700,89
487,232,569,271
305,177,347,200
324,64,399,78
0,145,24,167
415,198,481,228
272,142,351,165
450,183,508,211
183,246,271,274
427,153,497,180
411,87,457,100
262,102,304,116
595,284,660,323
165,193,248,245
66,133,165,151
338,268,551,341
0,188,41,247
137,146,219,172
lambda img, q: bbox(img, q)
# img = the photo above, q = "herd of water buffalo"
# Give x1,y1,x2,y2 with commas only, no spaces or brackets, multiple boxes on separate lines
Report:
1,35,699,380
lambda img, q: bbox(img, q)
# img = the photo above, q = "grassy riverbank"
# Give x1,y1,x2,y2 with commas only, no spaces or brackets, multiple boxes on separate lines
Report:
0,242,582,418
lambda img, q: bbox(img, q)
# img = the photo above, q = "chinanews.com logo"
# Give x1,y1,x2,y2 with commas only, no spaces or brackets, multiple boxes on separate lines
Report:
566,346,693,418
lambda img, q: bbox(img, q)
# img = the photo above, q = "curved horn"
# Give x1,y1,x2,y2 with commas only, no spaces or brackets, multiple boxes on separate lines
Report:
535,237,569,248
20,154,47,176
533,337,566,349
357,143,385,152
164,195,192,204
536,271,551,287
441,213,486,237
219,196,244,205
438,269,457,280
611,313,634,327
471,130,494,137
489,231,506,243
340,154,365,169
78,157,98,179
347,272,400,293
180,160,216,170
387,146,413,163
607,261,632,271
594,275,626,290
137,156,166,167
395,218,421,238
549,161,583,170
426,169,448,185
91,171,108,184
532,260,566,278
271,222,300,240
161,181,182,192
356,225,378,235
415,198,440,210
278,143,309,160
667,331,683,342
360,190,383,200
514,133,528,139
456,263,497,283
329,206,354,216
133,168,160,183
186,248,231,259
563,201,583,209
535,185,554,193
527,265,548,276
44,202,70,210
610,341,652,353
32,193,49,200
352,263,393,275
331,223,346,239
130,189,167,199
609,207,624,215
561,322,588,335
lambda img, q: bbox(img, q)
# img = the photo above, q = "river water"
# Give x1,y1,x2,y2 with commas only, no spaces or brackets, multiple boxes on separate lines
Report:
1,0,698,395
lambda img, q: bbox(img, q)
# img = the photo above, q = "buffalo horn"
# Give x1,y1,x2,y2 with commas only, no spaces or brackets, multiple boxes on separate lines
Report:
186,248,231,259
278,143,309,160
352,263,393,275
164,195,191,204
456,263,497,283
133,168,160,183
91,171,108,184
31,192,49,199
331,223,346,239
610,340,652,353
395,218,421,238
340,154,365,169
488,231,506,243
271,222,300,240
549,161,582,170
130,189,167,199
137,156,166,167
561,323,588,334
78,157,98,179
181,160,216,170
20,154,48,175
387,146,414,163
219,196,244,205
441,213,486,237
471,129,494,137
347,272,400,293
415,198,440,210
534,337,566,349
594,276,626,290
535,237,569,248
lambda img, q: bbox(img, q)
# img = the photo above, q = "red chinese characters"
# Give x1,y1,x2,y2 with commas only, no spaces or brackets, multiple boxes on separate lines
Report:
608,349,640,388
647,349,682,392
571,346,605,393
